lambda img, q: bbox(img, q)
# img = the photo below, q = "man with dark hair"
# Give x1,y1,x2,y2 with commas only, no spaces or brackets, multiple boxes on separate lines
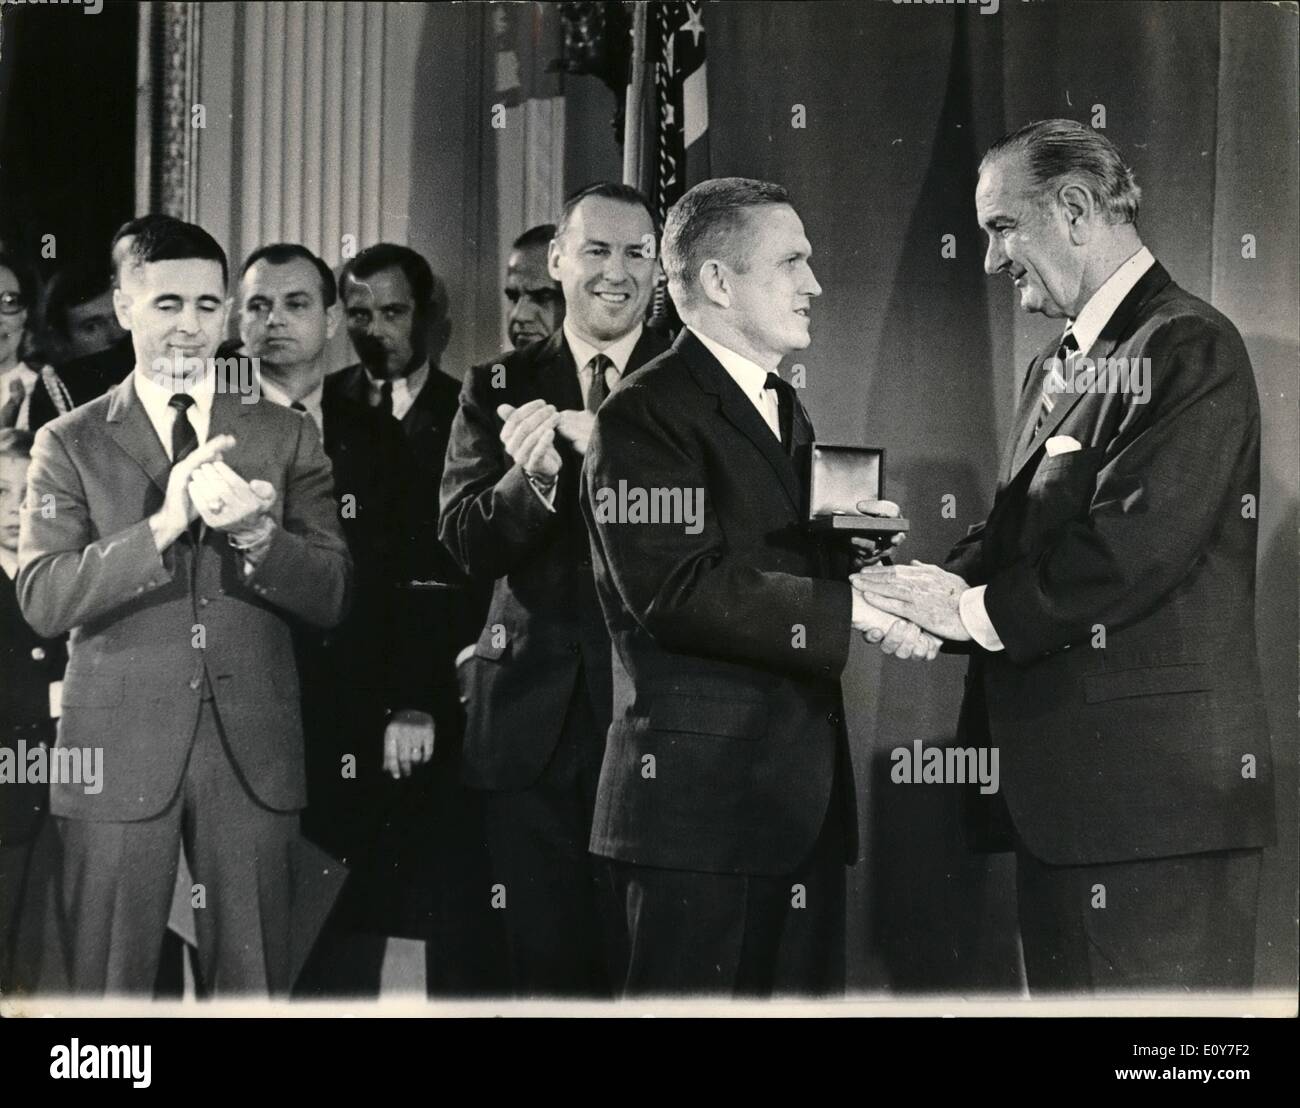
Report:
854,119,1276,992
504,224,564,350
39,263,127,366
581,176,930,997
440,182,668,996
18,218,351,995
326,243,503,994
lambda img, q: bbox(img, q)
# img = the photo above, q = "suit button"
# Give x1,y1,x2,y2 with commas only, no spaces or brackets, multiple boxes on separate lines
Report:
198,597,209,607
31,647,45,661
567,641,580,654
188,677,202,691
826,711,841,725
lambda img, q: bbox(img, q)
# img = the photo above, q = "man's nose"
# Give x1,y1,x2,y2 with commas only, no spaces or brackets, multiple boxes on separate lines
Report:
984,236,1006,276
177,304,202,333
805,265,823,299
603,253,628,282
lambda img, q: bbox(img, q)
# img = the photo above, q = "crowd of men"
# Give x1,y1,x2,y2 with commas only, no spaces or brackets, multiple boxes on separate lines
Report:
0,119,1276,1001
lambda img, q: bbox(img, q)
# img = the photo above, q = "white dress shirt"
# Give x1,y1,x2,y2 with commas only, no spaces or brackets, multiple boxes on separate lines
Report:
133,365,215,459
689,327,782,440
0,361,41,430
363,360,429,421
259,376,325,437
961,245,1156,651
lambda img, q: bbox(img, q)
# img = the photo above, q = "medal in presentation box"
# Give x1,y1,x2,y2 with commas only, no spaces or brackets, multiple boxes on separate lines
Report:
805,444,909,536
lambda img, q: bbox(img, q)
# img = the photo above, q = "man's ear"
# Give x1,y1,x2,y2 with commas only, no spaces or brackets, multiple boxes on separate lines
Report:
111,287,133,331
697,259,731,309
1058,183,1094,244
547,237,563,281
324,301,341,341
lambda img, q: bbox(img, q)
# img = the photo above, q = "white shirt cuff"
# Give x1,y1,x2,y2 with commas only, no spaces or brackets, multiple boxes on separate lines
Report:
959,585,1005,652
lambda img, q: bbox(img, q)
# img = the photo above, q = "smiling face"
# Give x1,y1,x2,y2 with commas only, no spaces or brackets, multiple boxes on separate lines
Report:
976,152,1081,319
505,243,565,349
342,266,425,379
114,258,228,383
548,196,655,346
239,257,336,375
0,453,27,552
723,204,821,364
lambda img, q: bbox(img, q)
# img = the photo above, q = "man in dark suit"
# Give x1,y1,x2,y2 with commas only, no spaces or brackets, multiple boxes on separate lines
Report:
0,429,66,993
504,224,565,350
581,178,935,997
326,243,502,995
440,184,670,996
854,120,1276,992
17,218,351,995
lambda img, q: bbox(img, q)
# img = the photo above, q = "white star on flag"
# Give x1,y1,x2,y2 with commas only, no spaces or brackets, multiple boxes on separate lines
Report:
681,5,705,47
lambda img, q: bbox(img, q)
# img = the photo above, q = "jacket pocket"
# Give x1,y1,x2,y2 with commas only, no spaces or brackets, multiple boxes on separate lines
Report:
1083,662,1210,703
648,693,767,739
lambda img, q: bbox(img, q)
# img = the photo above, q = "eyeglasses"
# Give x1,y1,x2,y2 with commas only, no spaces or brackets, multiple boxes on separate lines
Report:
0,292,27,315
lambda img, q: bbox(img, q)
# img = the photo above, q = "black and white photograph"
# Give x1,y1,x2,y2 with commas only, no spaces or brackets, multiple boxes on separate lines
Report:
0,0,1295,1054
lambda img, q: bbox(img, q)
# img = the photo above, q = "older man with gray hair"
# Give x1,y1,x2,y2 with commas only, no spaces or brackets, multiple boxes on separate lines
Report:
854,119,1276,993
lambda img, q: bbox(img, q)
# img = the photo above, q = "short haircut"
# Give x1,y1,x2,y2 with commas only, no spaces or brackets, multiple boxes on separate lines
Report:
0,252,39,309
40,262,113,337
120,217,229,288
511,224,557,252
239,243,337,307
0,428,35,462
661,177,792,299
554,182,656,242
110,214,187,286
982,119,1142,225
338,243,446,321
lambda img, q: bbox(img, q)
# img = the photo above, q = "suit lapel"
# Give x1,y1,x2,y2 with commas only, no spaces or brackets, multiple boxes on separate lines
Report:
106,374,171,494
538,332,583,410
677,330,801,514
1005,262,1171,487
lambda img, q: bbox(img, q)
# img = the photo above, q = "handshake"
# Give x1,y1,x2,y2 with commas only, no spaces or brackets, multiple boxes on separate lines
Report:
846,499,971,662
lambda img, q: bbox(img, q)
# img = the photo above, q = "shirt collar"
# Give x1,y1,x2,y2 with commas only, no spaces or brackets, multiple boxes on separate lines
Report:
260,376,324,430
562,319,644,378
133,362,216,421
689,327,773,400
363,359,429,401
1067,245,1155,355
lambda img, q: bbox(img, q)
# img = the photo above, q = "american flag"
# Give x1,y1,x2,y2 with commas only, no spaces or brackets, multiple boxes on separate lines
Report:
650,1,710,224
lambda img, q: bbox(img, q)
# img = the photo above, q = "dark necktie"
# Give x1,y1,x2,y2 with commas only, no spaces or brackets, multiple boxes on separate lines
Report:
585,354,613,413
169,393,198,465
291,401,307,413
765,372,793,452
378,380,394,418
1036,327,1079,434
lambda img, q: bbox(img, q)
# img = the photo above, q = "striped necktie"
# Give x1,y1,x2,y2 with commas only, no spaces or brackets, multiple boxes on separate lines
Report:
1036,327,1079,434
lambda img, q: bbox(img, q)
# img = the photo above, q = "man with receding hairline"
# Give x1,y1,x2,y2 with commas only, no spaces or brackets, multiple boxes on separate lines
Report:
854,120,1276,992
582,177,930,997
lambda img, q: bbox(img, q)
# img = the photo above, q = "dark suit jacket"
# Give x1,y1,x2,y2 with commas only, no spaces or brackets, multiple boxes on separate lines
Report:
581,329,856,876
438,328,668,790
17,374,352,822
0,572,65,845
944,261,1275,866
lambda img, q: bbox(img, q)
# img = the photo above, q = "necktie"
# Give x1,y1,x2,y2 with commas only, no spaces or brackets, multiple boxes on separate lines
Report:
291,401,306,412
585,354,613,413
764,372,791,450
0,377,25,428
1036,327,1078,434
378,380,394,418
169,393,198,465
